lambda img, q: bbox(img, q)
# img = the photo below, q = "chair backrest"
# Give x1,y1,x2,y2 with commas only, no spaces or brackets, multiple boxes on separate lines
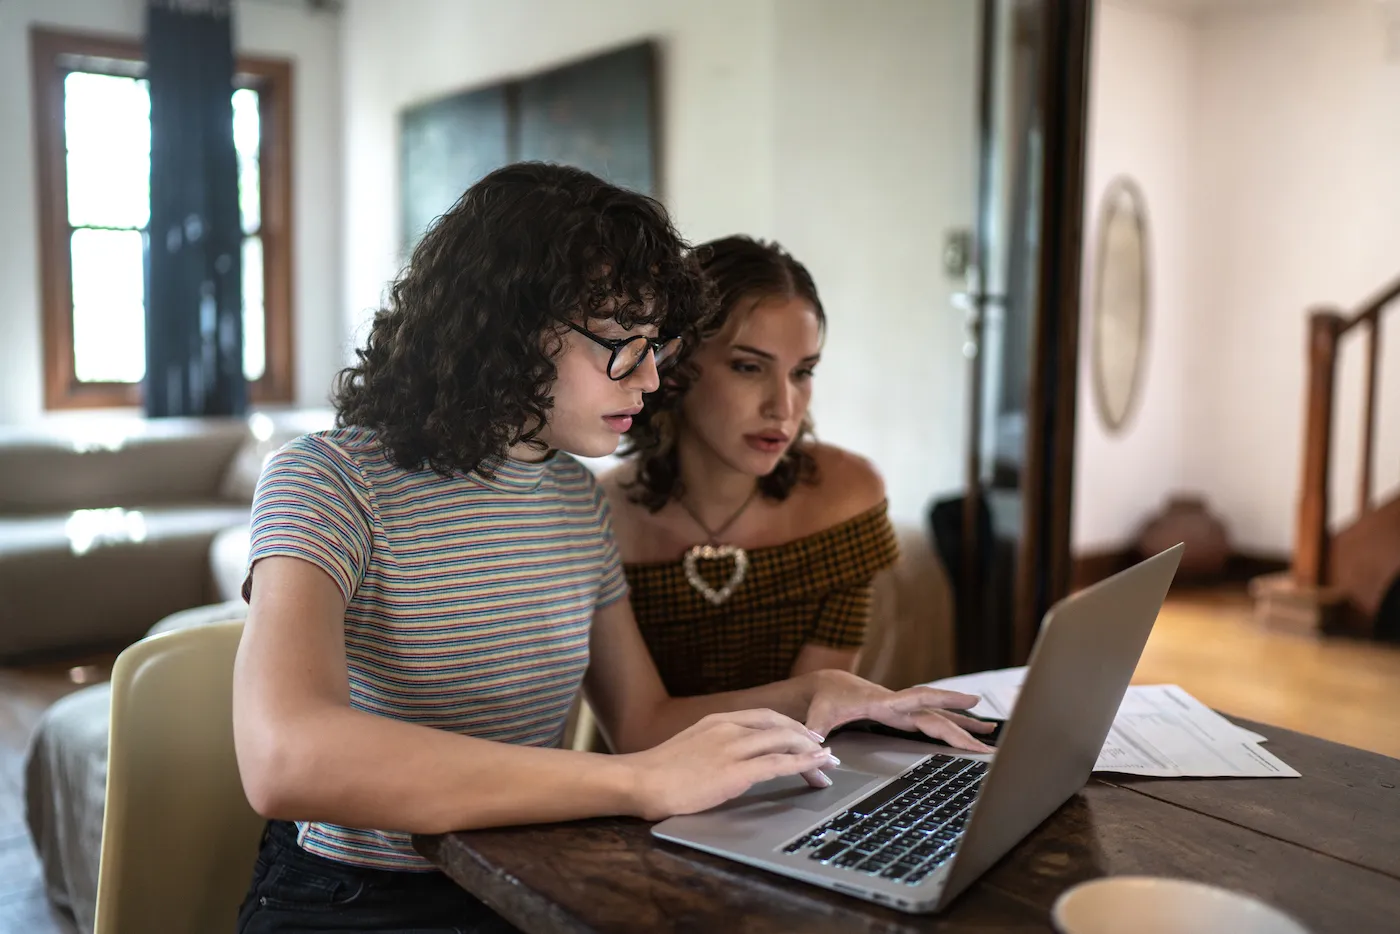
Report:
95,621,264,934
857,523,957,689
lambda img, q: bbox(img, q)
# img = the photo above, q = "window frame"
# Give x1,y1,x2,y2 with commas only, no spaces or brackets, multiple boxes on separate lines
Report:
30,27,296,410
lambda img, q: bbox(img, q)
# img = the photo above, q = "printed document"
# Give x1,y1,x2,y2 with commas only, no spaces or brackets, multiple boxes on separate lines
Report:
929,667,1300,778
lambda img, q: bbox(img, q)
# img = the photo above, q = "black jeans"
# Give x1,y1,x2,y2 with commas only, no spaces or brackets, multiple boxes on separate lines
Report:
236,821,519,933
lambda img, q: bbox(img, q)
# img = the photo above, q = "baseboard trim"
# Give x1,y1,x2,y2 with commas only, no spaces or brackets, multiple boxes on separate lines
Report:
1225,553,1292,583
1071,548,1289,591
1070,550,1131,592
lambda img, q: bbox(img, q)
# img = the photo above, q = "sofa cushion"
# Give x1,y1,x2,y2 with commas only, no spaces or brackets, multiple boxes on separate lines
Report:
208,525,252,604
0,505,249,658
216,410,335,503
0,418,249,514
217,436,278,503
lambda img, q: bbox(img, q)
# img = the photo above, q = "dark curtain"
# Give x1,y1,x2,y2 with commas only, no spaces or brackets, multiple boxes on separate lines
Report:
144,0,245,417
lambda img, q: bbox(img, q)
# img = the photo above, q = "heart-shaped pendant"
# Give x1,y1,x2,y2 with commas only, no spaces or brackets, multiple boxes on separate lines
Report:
682,544,749,606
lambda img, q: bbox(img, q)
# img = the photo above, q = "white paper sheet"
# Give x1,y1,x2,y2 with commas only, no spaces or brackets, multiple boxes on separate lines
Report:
928,667,1300,778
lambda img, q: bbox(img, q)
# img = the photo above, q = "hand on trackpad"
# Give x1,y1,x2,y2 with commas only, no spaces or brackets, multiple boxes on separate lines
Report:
743,767,880,811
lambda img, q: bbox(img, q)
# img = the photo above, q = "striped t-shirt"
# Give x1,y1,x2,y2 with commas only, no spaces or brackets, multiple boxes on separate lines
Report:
243,426,627,870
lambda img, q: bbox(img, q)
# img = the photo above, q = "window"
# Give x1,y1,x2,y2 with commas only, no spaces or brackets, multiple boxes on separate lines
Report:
31,28,294,409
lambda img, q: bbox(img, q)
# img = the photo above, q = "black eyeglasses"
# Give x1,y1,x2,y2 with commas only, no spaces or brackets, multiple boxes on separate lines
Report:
562,321,682,381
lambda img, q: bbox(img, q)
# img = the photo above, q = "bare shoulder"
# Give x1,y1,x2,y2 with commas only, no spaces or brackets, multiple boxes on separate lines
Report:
597,461,635,505
597,461,644,526
596,461,655,558
799,442,887,528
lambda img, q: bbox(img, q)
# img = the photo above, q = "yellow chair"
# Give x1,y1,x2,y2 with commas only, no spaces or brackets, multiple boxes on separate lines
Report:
94,621,264,934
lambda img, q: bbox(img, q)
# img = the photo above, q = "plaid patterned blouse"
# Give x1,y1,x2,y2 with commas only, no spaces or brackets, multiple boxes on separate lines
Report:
625,502,899,696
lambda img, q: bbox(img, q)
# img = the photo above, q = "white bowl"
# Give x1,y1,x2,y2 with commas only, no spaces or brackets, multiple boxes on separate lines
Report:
1052,876,1311,934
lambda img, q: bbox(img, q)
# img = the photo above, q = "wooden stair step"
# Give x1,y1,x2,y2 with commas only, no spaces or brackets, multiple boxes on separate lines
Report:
1248,572,1349,637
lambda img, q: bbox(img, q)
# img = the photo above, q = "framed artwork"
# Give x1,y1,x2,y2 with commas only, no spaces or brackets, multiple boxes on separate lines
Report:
400,86,510,255
399,42,658,255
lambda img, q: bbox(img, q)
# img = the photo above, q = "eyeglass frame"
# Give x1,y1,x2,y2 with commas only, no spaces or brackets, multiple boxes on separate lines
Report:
561,320,681,381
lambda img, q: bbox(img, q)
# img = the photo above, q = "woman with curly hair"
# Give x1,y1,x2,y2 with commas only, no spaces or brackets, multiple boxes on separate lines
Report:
231,164,990,933
604,237,900,695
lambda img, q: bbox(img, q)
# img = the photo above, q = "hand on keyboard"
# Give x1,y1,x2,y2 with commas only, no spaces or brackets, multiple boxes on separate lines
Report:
623,708,840,821
804,671,997,753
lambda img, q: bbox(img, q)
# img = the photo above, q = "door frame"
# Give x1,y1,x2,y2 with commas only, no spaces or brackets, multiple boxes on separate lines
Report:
1013,0,1093,663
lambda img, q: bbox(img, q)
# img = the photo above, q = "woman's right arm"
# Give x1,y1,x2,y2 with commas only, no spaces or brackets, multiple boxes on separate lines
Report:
232,555,831,834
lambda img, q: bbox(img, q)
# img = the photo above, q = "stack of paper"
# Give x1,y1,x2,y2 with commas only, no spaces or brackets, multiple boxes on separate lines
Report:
928,667,1299,778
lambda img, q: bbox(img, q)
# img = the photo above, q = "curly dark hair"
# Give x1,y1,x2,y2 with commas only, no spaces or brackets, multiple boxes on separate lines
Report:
622,235,826,511
332,163,712,477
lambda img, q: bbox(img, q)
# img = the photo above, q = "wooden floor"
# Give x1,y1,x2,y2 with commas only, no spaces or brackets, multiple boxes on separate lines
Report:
1133,587,1400,759
0,588,1397,933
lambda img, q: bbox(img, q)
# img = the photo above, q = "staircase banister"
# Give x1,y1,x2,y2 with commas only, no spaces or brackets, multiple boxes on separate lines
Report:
1338,272,1400,335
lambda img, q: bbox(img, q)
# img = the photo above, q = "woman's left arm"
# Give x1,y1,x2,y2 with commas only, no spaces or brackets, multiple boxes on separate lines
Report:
790,575,879,679
584,596,992,755
789,644,859,678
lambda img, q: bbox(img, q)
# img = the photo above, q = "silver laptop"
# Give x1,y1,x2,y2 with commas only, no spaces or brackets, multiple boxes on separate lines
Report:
652,544,1184,914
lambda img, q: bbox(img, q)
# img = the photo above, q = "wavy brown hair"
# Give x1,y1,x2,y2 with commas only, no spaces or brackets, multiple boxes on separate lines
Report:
622,235,826,511
333,163,712,477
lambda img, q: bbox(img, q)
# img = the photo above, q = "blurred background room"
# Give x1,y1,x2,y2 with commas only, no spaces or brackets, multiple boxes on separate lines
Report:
0,1,1396,930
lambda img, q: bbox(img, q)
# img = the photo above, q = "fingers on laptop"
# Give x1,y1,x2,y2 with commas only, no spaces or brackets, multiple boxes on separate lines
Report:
888,687,982,714
714,707,814,736
700,711,837,783
727,722,826,762
703,710,831,754
913,712,995,753
941,712,998,733
707,712,838,788
741,750,836,789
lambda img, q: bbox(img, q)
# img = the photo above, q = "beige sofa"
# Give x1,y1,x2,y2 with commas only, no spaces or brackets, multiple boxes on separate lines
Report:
25,502,955,933
0,410,332,659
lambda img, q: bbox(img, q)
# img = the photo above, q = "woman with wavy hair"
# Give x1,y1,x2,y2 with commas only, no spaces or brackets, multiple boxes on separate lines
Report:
604,237,903,696
231,166,989,933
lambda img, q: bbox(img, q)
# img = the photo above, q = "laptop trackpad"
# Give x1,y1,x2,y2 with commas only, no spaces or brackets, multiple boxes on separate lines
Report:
738,767,882,812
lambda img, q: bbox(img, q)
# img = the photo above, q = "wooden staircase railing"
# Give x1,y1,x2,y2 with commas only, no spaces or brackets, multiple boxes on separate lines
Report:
1293,272,1400,593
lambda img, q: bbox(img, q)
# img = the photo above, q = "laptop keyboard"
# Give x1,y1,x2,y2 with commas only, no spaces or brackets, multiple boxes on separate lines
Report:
780,753,988,885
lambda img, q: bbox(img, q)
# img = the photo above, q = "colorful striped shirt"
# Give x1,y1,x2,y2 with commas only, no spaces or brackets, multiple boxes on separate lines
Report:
243,427,627,870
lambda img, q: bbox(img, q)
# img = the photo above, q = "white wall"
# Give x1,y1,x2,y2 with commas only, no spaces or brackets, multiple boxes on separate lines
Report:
1191,1,1400,553
240,1,344,413
339,0,980,526
1075,0,1400,557
772,0,979,524
1073,0,1199,553
0,0,342,423
339,0,779,347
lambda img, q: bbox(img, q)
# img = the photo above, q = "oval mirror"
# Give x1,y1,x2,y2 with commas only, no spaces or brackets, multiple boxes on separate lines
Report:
1091,177,1150,433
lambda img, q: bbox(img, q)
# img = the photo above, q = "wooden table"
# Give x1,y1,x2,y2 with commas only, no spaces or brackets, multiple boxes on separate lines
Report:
414,721,1400,933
